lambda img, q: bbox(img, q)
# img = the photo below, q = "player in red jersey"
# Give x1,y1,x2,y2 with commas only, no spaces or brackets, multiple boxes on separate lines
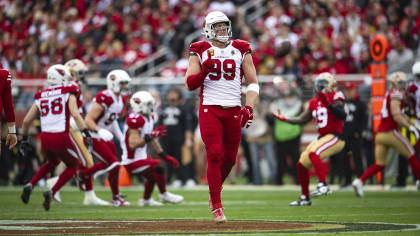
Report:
352,72,420,197
273,73,347,206
185,11,260,223
19,64,92,211
122,91,183,206
45,59,108,205
0,69,17,153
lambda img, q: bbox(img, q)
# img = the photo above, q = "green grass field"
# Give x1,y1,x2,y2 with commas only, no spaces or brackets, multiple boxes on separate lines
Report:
0,185,419,235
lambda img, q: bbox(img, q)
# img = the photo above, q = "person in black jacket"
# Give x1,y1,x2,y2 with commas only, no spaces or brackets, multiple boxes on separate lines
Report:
158,88,195,187
334,82,367,187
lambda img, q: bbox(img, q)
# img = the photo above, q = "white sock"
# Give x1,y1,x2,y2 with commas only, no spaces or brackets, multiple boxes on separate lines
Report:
85,190,95,198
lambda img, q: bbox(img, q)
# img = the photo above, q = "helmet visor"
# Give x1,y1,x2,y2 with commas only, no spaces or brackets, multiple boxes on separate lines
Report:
314,79,329,93
213,25,229,37
398,80,407,90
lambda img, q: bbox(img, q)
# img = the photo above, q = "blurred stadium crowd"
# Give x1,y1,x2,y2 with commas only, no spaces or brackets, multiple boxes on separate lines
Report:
1,0,419,79
1,0,420,188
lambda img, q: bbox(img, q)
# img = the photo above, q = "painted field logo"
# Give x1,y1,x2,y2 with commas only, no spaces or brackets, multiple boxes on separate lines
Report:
0,220,418,235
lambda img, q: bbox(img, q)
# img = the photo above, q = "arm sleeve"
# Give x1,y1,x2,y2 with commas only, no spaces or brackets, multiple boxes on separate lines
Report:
328,103,346,120
2,71,15,122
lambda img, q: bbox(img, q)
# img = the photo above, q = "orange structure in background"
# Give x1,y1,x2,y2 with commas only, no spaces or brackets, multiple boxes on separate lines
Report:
369,34,389,183
105,166,132,187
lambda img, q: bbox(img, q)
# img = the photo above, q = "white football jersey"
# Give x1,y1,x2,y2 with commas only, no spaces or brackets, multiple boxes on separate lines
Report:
89,89,124,139
189,40,252,106
408,81,420,119
34,85,78,133
122,112,154,161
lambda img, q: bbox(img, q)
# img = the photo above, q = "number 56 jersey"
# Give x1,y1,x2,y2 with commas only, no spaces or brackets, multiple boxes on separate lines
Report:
34,85,79,133
189,40,252,107
309,91,345,136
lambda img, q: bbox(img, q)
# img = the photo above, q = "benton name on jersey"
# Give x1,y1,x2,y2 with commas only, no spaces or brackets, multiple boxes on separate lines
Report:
34,85,79,133
189,40,251,107
309,91,345,136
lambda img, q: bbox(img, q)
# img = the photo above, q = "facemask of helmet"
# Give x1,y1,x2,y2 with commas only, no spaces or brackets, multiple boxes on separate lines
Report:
314,79,329,93
314,72,336,93
64,59,88,83
203,11,232,43
388,72,407,91
106,70,131,94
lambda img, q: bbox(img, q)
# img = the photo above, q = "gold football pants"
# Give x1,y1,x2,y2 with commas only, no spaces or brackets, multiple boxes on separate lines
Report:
69,128,93,168
299,134,345,168
374,130,415,166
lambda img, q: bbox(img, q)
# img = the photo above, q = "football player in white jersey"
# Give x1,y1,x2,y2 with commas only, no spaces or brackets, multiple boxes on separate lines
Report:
409,62,420,131
19,64,93,211
121,91,183,206
80,69,131,206
401,63,420,190
185,11,260,223
46,59,109,206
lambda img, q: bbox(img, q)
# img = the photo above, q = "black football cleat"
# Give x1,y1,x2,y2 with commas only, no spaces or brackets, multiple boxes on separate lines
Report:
43,190,53,211
21,184,33,204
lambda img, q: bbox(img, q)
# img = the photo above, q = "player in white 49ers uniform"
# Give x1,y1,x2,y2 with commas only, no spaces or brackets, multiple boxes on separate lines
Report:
273,73,347,206
20,64,93,211
185,11,260,223
121,91,183,206
80,69,131,207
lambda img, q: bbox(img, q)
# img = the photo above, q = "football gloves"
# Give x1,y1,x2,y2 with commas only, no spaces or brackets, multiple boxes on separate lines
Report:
201,50,216,75
151,125,167,138
272,109,287,121
98,128,113,141
159,152,179,168
237,106,253,128
19,136,31,157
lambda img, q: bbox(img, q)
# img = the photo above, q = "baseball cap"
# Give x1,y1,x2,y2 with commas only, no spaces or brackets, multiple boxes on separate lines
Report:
343,81,355,89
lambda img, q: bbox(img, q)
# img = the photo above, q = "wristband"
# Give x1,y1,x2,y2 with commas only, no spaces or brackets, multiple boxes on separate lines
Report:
82,129,91,138
144,134,152,143
246,83,260,94
158,151,167,158
8,125,16,134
